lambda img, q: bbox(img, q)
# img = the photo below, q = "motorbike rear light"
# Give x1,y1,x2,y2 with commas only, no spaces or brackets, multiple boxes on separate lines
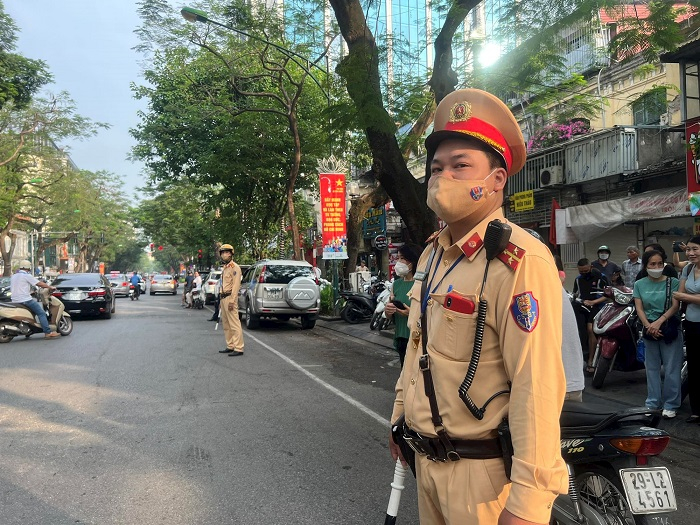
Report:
52,291,63,298
609,436,670,456
88,290,107,297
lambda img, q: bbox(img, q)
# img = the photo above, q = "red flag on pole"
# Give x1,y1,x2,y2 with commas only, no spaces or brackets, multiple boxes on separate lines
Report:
549,198,561,246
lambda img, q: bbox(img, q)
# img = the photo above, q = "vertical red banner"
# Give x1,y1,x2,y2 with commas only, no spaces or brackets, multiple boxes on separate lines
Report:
686,117,700,193
319,173,348,259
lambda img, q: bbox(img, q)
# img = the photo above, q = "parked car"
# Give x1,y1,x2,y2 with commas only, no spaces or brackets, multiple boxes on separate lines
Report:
52,273,116,319
203,270,222,304
108,276,130,297
238,260,320,329
150,274,177,295
0,276,11,301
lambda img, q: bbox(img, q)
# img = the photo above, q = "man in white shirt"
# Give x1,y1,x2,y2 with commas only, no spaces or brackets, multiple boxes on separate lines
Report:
10,260,60,338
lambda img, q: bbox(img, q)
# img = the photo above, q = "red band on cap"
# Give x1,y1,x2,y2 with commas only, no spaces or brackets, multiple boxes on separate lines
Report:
443,117,512,170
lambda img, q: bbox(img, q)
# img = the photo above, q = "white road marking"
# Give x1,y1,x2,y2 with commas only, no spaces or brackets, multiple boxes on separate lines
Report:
245,332,390,427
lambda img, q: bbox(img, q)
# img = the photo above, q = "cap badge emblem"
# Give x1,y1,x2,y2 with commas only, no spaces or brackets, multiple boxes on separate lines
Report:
449,101,472,123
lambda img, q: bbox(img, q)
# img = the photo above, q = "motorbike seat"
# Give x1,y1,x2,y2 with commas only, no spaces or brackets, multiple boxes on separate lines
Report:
560,400,659,436
5,302,31,310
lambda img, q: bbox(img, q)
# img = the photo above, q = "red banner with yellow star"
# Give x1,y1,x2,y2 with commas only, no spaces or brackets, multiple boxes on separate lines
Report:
319,173,348,259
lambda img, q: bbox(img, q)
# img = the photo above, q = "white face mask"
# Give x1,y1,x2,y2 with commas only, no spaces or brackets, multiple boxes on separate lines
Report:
394,262,410,277
599,253,610,261
647,268,664,278
427,170,497,224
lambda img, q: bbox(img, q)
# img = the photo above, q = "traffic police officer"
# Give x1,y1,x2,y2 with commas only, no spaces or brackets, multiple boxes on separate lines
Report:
217,243,245,356
389,89,568,524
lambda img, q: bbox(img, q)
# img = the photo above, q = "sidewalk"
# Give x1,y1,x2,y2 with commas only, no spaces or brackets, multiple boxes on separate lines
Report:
316,317,700,447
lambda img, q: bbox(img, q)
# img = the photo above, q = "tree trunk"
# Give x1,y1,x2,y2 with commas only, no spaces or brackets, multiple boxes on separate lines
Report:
1,220,17,276
328,0,437,246
287,111,302,260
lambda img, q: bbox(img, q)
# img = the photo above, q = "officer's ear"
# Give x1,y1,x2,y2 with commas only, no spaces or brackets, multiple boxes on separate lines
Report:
492,167,508,192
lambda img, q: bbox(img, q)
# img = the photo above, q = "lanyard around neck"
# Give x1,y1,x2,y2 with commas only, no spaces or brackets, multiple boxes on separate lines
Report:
421,249,465,313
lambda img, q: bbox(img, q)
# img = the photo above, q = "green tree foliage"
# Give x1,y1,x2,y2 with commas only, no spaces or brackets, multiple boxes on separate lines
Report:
0,0,52,111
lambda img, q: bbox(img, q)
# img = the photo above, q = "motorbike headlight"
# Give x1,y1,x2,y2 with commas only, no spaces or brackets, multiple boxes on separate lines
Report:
613,288,631,305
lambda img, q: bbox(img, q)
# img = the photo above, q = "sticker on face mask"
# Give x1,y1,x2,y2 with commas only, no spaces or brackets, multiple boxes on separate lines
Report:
470,186,484,201
510,292,539,332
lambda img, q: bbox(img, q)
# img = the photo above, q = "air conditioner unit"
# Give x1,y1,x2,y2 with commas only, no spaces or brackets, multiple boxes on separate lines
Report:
540,165,564,187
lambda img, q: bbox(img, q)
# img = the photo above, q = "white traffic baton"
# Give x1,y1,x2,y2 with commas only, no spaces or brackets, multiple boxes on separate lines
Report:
384,459,407,525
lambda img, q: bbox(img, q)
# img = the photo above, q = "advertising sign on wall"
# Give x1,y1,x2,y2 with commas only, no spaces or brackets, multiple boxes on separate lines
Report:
319,173,348,259
512,190,535,212
685,117,700,196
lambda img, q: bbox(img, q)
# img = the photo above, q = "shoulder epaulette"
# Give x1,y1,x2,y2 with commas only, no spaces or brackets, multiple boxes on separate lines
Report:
496,242,526,271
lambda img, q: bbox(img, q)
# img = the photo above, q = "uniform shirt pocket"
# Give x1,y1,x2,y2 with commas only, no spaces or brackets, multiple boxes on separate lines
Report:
429,291,478,361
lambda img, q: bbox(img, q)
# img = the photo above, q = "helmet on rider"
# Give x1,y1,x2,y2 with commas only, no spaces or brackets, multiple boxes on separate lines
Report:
219,243,234,254
18,260,32,270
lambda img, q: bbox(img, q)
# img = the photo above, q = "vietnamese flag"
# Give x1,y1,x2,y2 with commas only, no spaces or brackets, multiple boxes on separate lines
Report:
549,198,561,246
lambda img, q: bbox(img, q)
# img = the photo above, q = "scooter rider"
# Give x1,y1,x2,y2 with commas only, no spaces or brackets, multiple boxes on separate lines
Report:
10,260,60,339
130,272,141,299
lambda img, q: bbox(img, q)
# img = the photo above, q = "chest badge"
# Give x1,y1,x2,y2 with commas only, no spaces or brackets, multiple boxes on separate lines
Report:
510,292,539,332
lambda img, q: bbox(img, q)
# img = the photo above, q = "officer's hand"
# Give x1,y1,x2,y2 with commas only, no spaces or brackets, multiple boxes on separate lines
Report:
389,432,407,468
498,509,543,525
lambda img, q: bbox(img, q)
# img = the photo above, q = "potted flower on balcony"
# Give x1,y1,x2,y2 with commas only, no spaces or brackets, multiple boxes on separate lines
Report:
527,119,591,152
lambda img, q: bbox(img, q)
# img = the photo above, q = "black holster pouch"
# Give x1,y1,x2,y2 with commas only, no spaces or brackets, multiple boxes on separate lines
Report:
391,414,416,477
497,418,514,480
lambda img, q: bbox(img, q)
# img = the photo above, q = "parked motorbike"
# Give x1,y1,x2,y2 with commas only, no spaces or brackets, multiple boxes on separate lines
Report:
370,281,393,330
340,280,387,324
552,401,676,524
0,287,73,343
191,288,204,309
590,286,645,389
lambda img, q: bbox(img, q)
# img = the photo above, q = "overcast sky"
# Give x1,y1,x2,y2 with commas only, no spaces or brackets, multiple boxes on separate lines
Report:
7,0,178,190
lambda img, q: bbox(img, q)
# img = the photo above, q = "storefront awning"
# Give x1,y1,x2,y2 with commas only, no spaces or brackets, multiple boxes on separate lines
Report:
565,187,688,241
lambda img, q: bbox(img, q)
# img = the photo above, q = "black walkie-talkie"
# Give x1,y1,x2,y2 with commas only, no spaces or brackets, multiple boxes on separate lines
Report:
458,219,512,419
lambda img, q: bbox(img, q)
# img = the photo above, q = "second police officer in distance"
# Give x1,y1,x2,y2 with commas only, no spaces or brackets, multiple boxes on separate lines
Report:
389,89,568,524
217,243,245,356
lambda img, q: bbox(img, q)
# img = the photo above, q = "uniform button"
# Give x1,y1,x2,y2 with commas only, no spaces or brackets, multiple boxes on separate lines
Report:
427,298,433,306
410,378,416,385
547,503,552,509
443,259,450,266
407,418,413,426
413,342,419,350
446,315,453,322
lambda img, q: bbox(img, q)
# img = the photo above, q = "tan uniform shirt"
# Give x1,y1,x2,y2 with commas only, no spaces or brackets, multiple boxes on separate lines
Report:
391,209,568,523
221,261,242,298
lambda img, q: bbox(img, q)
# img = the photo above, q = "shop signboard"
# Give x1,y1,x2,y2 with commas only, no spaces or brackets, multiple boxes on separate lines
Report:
512,190,535,212
362,207,386,238
319,173,348,259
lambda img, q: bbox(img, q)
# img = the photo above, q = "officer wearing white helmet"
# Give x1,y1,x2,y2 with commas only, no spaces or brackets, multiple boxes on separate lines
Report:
10,260,60,338
217,244,244,356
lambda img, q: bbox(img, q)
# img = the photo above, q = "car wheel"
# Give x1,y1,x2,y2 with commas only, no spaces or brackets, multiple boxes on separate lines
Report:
245,302,260,329
57,315,73,336
300,314,316,330
102,309,112,319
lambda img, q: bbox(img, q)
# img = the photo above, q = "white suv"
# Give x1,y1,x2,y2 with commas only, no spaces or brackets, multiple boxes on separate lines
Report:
237,260,320,329
202,270,222,304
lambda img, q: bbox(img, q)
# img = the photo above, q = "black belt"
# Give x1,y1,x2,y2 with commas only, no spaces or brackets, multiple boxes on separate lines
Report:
220,291,232,298
403,426,502,462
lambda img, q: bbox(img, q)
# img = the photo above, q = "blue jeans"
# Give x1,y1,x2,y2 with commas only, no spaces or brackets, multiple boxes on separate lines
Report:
644,330,684,411
21,299,51,334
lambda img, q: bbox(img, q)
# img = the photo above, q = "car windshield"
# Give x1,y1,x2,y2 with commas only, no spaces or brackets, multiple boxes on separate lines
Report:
153,275,172,281
263,265,313,284
0,277,10,286
54,274,105,287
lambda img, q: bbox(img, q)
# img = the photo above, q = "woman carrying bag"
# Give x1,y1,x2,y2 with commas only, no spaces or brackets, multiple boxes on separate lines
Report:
384,244,420,368
633,250,683,419
674,236,700,423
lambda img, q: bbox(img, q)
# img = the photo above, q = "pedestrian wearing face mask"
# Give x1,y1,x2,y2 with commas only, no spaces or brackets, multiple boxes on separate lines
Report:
389,89,567,525
633,250,682,419
385,244,421,368
572,258,608,375
591,245,621,282
636,243,678,280
217,243,244,356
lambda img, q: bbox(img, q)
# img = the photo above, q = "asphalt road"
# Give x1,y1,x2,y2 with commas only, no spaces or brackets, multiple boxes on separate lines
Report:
0,292,417,525
1,292,698,524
